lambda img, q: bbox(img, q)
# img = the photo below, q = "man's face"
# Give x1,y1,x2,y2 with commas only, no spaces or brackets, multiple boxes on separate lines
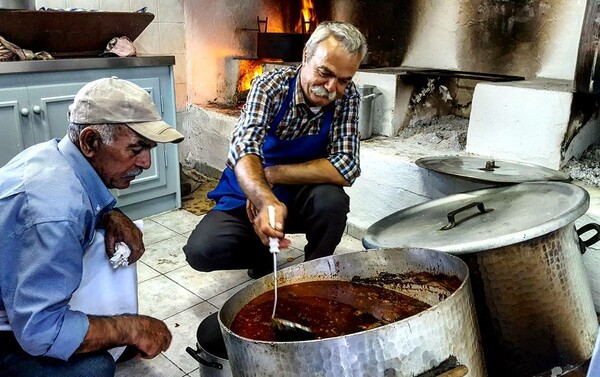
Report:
89,125,157,189
300,36,363,107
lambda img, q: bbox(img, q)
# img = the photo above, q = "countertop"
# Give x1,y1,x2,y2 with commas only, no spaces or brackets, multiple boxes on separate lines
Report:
0,55,175,75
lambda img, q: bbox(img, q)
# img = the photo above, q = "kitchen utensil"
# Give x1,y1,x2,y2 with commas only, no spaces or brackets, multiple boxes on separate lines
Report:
218,247,486,376
267,205,315,341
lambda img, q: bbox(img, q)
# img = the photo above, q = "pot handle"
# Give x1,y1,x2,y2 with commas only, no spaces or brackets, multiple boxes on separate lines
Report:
185,346,223,370
577,223,600,254
440,201,493,230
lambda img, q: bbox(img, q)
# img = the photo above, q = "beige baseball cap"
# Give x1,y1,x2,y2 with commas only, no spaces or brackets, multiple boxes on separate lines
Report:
69,77,184,143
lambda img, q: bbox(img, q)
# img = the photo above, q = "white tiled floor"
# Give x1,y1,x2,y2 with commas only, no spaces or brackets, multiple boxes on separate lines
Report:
114,208,365,377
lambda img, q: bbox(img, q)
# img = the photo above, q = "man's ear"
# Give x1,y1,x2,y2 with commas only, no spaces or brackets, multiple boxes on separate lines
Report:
302,47,308,64
79,127,101,158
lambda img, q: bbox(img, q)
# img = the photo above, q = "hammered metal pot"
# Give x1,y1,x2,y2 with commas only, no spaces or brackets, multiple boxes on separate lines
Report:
219,248,486,377
461,225,598,376
363,182,600,377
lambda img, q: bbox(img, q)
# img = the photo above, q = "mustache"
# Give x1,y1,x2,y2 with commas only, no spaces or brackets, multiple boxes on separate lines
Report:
124,168,143,178
310,85,337,101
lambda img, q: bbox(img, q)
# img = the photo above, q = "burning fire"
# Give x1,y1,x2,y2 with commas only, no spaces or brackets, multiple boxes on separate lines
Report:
237,60,263,93
296,0,317,33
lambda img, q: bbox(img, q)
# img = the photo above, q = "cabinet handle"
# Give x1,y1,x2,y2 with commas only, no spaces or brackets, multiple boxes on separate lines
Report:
20,108,30,116
32,106,42,114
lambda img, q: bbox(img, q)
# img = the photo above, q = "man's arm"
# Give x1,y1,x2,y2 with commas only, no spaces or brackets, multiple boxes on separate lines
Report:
264,158,350,186
234,154,286,242
76,315,171,359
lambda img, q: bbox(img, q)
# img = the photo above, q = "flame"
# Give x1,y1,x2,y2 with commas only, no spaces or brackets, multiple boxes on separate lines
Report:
237,60,263,93
296,0,317,33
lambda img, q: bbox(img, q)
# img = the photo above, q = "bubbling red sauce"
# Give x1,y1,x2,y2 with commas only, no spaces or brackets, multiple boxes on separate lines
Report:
230,280,432,341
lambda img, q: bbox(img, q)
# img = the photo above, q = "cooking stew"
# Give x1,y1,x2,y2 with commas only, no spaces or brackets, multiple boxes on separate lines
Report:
231,278,445,341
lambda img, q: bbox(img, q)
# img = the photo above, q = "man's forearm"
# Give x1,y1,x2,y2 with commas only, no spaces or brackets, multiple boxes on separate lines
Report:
76,314,171,358
76,315,130,353
235,155,279,209
265,158,349,186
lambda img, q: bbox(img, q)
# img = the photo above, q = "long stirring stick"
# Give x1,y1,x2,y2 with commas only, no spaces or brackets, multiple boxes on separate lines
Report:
272,251,278,318
268,205,279,319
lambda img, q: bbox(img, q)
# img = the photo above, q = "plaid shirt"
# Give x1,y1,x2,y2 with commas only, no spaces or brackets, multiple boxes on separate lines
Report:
227,65,361,185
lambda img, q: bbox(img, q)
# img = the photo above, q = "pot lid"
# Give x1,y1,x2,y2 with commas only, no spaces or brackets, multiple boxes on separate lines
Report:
362,182,589,255
415,155,572,184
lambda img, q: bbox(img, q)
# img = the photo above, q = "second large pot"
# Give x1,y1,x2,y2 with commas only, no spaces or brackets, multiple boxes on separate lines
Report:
363,181,600,377
219,248,485,377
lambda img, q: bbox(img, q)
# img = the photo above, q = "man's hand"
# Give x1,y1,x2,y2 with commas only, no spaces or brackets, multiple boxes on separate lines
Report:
247,200,290,248
101,210,144,264
130,315,172,359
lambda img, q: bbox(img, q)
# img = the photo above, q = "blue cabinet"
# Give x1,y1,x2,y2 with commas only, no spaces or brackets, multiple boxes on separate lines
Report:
0,56,182,220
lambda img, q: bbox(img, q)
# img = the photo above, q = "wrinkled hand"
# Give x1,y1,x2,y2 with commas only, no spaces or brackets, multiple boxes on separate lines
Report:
101,210,144,264
246,200,290,248
131,315,172,359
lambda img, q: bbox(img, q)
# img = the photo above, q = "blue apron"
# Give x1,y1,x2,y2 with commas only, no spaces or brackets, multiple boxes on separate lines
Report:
208,75,334,211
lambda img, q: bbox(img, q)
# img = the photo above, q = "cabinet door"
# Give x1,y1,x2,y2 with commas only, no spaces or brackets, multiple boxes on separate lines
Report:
0,87,34,167
26,83,87,143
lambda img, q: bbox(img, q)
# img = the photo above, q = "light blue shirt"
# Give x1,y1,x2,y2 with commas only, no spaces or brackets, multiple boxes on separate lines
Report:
0,137,116,360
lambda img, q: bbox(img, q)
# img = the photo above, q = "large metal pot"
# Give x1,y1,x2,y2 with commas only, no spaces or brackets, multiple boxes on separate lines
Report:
219,248,486,377
363,181,600,377
186,312,232,377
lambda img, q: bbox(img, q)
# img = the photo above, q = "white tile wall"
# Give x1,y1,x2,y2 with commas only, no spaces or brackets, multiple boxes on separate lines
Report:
97,0,129,12
158,0,184,23
35,0,188,110
37,0,66,8
65,0,99,9
159,23,186,54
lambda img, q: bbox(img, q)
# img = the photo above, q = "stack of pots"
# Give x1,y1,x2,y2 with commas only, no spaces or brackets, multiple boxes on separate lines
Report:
363,180,600,377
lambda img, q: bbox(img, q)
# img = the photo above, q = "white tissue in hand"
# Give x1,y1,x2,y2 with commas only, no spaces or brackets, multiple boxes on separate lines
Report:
109,242,131,268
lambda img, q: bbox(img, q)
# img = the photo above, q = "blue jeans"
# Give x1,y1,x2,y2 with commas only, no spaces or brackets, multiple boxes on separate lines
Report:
0,331,115,377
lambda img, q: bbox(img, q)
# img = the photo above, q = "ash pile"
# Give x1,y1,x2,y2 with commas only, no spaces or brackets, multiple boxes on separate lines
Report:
397,115,468,151
563,145,600,186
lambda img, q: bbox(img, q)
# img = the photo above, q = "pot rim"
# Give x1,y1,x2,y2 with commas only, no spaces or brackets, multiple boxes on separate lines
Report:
219,247,471,344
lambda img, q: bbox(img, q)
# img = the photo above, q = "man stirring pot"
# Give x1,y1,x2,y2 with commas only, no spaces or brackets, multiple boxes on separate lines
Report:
184,21,368,278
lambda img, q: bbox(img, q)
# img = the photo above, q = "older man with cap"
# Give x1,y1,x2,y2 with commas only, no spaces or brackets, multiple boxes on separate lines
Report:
0,77,184,377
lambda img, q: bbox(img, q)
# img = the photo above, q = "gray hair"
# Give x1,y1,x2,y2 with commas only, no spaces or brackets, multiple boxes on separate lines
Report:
305,21,367,61
67,123,119,145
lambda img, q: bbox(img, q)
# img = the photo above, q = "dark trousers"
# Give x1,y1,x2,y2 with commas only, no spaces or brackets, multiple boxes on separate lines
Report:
183,184,350,272
0,331,115,377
